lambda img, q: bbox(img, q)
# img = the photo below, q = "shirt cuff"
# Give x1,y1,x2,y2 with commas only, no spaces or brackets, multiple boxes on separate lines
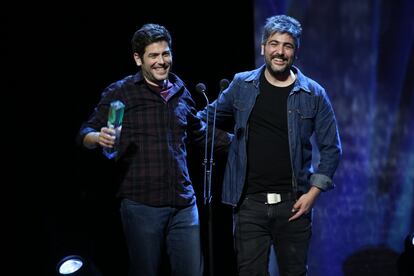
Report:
310,173,334,191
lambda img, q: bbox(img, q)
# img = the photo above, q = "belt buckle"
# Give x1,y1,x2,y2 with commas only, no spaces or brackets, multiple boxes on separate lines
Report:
266,193,281,204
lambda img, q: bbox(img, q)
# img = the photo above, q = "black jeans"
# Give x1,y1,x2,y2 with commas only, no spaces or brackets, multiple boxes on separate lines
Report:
233,194,312,276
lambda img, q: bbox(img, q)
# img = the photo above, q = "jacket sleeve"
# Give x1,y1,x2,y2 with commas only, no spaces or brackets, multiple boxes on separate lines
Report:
310,88,342,191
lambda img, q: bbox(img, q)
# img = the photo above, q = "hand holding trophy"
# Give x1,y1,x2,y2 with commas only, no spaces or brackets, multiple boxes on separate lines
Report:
103,100,125,159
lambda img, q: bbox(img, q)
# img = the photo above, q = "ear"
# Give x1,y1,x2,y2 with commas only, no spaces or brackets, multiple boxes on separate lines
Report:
260,45,264,56
133,53,142,66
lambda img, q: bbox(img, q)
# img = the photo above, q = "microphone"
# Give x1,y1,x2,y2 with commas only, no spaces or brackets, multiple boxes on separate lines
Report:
195,83,207,94
219,79,230,91
195,82,209,108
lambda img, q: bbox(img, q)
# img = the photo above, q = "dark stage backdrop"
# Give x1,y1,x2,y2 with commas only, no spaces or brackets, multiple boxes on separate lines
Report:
255,0,414,275
8,1,253,276
8,0,413,276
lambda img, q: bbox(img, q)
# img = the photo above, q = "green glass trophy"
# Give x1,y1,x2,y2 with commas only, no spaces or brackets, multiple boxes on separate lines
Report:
103,100,125,159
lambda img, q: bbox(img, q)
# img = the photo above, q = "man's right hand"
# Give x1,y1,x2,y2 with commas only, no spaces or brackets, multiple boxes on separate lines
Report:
97,127,116,148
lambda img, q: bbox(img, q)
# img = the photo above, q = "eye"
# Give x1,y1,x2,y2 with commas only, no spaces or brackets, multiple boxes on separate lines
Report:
285,44,294,50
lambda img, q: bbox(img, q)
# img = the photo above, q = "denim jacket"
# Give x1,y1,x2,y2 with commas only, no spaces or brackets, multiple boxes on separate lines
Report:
198,65,342,206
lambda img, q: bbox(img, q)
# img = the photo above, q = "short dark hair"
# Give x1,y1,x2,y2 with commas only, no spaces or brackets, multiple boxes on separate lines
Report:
131,23,172,57
261,15,302,49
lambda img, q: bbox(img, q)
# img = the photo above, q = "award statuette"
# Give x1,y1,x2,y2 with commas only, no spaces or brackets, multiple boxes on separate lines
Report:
103,100,125,159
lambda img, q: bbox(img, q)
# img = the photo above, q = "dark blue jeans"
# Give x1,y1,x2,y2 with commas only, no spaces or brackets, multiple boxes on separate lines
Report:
120,199,203,276
233,194,312,276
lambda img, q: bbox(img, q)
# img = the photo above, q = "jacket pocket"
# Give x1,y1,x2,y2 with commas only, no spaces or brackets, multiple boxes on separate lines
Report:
296,108,316,119
296,108,316,140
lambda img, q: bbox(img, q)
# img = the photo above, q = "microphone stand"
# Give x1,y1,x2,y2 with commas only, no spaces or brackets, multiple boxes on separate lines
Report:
197,80,228,276
199,91,215,276
206,96,219,276
200,92,210,206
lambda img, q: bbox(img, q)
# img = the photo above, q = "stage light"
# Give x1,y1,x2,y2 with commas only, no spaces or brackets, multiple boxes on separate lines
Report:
56,255,102,276
397,232,414,276
404,232,414,253
57,255,83,275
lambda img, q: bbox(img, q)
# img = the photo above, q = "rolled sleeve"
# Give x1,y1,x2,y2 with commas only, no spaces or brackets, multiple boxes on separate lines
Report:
310,173,334,191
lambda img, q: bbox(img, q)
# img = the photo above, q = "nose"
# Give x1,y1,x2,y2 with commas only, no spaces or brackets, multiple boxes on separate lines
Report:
157,55,165,64
275,44,284,55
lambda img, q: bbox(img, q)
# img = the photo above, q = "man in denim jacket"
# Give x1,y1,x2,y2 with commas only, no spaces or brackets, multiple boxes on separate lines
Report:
198,15,342,275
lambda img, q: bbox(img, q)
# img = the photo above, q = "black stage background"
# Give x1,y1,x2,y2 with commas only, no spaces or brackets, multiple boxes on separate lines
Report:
7,1,254,276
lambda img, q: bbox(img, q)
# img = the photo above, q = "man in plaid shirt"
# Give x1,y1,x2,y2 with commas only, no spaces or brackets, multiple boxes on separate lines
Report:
78,23,230,276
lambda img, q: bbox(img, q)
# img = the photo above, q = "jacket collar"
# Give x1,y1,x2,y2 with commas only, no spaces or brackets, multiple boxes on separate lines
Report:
245,65,312,94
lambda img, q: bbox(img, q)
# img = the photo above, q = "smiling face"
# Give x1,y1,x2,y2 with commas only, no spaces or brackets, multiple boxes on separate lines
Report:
262,32,296,79
134,40,172,86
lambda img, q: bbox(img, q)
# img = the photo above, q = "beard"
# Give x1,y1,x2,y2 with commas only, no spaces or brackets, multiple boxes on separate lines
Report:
265,54,293,79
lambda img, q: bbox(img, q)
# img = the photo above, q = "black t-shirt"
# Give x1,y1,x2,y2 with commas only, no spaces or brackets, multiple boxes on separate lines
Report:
246,72,293,194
